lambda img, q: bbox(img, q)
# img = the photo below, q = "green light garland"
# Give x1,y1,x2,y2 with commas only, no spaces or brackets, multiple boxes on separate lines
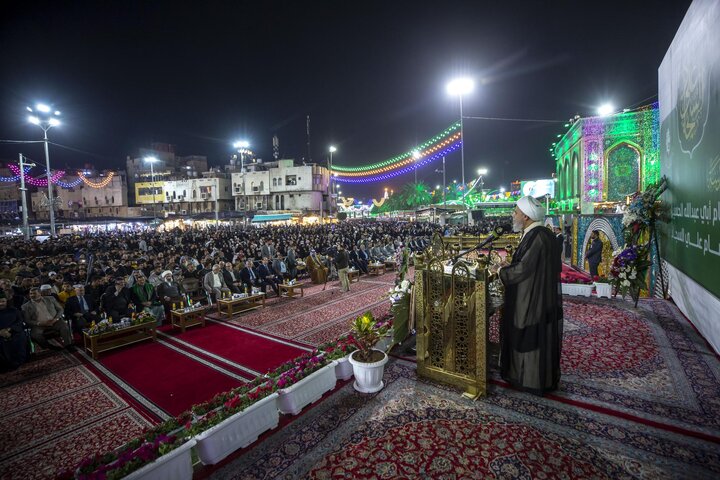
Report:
331,122,460,172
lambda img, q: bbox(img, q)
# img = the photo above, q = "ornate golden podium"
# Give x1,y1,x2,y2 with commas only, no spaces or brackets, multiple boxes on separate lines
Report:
414,233,518,399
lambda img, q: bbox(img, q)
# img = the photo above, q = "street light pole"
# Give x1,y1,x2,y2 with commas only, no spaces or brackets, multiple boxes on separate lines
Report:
27,105,61,236
447,78,474,224
329,146,336,220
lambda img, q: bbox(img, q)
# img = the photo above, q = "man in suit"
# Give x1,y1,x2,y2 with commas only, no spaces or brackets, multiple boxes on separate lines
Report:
101,277,135,321
258,258,280,296
272,253,288,282
358,245,370,271
585,230,603,278
222,262,242,294
334,244,351,292
240,259,261,293
286,245,297,280
204,264,229,301
261,240,276,260
22,287,73,350
64,284,99,331
349,245,368,274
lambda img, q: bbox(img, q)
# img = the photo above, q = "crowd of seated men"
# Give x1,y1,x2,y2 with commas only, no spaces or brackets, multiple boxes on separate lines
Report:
0,218,516,371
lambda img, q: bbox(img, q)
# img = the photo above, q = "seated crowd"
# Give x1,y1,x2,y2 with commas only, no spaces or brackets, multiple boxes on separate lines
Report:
0,218,506,372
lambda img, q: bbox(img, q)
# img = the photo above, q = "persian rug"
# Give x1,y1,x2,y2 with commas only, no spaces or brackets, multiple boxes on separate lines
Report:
222,271,397,346
207,359,720,480
0,352,154,480
489,297,720,441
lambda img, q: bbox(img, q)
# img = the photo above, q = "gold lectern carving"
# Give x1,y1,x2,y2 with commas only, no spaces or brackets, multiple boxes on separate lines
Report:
415,233,517,399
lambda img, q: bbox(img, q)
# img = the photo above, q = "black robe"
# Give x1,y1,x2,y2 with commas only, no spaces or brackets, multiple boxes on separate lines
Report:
499,225,563,395
0,306,28,371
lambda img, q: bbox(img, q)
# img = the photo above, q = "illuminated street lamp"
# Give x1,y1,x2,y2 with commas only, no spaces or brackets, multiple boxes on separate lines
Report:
476,167,488,198
597,103,614,117
27,103,61,235
412,150,421,184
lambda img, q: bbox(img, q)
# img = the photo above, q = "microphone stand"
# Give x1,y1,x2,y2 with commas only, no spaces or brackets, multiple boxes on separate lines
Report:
450,234,498,265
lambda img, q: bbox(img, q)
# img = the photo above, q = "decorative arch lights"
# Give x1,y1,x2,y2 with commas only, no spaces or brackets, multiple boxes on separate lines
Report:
330,123,463,183
79,171,115,188
0,166,31,182
7,164,66,187
5,164,116,189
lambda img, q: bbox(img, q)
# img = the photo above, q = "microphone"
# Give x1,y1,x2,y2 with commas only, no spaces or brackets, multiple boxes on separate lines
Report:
451,224,511,263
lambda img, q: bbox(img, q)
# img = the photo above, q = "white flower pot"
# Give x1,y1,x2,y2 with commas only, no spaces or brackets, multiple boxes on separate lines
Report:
594,282,612,299
194,392,279,465
123,439,196,480
334,355,354,380
277,361,337,415
348,350,389,394
561,283,594,297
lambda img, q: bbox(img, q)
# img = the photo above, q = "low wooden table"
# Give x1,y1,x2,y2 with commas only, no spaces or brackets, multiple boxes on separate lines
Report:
384,260,397,271
217,293,266,317
369,263,386,276
279,283,306,298
170,306,209,333
83,322,156,359
348,269,360,283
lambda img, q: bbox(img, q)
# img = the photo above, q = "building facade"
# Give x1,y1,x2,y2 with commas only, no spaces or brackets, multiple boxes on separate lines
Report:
31,172,130,219
231,159,329,214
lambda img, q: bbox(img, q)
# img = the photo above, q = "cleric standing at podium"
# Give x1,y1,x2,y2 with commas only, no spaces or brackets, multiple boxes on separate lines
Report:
490,195,563,395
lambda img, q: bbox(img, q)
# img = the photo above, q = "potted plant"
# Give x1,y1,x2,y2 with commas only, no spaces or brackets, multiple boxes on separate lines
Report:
593,275,612,298
347,312,390,393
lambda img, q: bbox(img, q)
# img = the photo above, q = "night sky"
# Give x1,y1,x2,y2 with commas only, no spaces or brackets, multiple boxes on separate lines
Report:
0,0,691,199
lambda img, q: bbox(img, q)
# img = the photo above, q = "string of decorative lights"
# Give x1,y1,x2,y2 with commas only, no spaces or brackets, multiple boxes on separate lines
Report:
335,142,461,183
7,164,66,187
78,171,115,188
330,122,461,173
5,165,115,189
0,166,31,182
335,134,461,177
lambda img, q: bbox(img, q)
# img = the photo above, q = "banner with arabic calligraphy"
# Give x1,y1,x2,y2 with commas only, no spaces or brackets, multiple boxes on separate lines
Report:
659,0,720,298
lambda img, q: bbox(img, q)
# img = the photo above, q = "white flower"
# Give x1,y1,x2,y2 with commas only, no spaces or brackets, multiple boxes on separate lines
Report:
622,280,631,287
629,272,636,280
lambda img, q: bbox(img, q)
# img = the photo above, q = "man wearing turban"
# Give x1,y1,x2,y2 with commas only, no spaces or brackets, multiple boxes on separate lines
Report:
490,195,563,395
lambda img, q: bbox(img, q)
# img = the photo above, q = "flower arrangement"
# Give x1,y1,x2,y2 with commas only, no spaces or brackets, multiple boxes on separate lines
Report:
611,176,668,304
610,245,651,299
268,352,329,389
85,311,155,336
349,311,390,362
72,413,192,479
318,334,358,361
188,379,277,436
621,176,668,245
560,269,594,285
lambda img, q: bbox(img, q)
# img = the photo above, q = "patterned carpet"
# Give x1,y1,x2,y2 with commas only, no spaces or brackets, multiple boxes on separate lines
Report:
0,351,154,480
489,297,720,440
207,360,720,480
210,271,397,346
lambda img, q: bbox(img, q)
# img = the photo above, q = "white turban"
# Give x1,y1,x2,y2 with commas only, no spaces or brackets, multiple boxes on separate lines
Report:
516,195,545,221
162,270,173,279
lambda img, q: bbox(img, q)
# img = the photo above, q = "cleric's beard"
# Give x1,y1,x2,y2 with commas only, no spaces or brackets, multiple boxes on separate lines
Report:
512,217,524,233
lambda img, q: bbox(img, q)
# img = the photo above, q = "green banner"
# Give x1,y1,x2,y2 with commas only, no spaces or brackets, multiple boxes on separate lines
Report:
659,0,720,298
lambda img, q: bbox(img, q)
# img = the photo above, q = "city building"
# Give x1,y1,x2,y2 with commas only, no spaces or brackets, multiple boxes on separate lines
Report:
126,142,208,211
161,171,233,217
231,159,330,217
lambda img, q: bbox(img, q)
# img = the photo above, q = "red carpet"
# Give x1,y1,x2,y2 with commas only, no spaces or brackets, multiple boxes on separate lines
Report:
97,341,245,416
161,322,311,376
